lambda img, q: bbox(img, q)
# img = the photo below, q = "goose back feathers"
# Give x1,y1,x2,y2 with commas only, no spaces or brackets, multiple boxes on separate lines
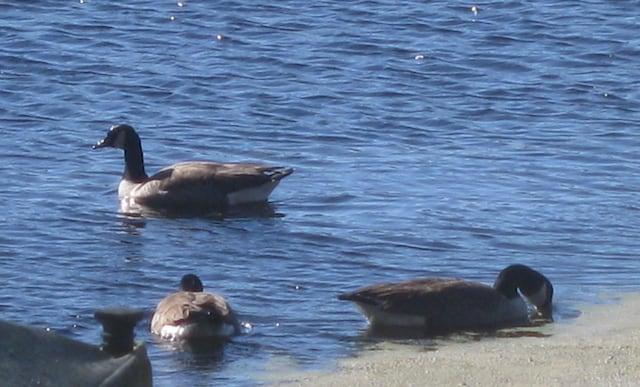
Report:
151,274,240,341
93,124,293,214
339,264,553,334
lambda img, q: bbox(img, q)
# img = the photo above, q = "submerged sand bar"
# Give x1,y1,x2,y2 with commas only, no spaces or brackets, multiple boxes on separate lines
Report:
274,293,640,386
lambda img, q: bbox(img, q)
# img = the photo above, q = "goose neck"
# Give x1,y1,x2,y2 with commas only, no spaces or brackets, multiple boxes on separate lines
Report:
123,144,147,182
494,277,519,299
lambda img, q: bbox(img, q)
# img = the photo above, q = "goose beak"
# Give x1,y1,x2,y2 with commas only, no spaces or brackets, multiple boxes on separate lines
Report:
536,304,553,320
92,138,107,149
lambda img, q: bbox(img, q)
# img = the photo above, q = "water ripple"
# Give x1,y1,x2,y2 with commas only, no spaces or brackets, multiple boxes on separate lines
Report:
2,1,640,385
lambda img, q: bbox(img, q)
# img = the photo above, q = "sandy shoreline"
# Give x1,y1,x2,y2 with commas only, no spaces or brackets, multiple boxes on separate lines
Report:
271,293,640,386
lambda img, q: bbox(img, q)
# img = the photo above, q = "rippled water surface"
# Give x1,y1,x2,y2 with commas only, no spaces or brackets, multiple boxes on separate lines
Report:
1,1,639,385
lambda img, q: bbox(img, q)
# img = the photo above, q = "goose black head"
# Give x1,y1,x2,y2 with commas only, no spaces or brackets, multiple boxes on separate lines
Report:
494,264,554,319
180,274,204,292
93,124,140,150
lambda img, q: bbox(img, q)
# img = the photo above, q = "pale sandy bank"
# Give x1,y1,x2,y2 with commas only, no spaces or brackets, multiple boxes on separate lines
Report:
271,293,640,386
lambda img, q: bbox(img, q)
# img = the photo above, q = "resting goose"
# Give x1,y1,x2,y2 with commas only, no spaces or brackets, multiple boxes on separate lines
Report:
93,124,293,215
339,264,553,335
151,274,241,341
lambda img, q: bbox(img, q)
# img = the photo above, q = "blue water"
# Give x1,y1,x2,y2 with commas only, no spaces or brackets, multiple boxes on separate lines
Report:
1,1,639,385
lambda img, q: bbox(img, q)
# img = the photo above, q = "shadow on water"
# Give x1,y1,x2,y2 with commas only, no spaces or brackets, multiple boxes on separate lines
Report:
152,336,230,369
337,326,554,362
113,201,286,235
344,315,559,354
150,320,256,367
118,201,285,221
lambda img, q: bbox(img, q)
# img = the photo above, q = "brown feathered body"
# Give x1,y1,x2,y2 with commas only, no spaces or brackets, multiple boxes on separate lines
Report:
119,161,292,214
339,265,554,334
339,278,528,333
151,290,240,340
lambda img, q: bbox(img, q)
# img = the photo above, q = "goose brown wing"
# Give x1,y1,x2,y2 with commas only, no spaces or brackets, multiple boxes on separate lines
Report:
153,291,232,327
188,292,234,321
133,162,290,207
339,278,503,316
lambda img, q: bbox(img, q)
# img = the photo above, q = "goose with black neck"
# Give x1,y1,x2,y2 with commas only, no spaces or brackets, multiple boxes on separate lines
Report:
93,124,293,216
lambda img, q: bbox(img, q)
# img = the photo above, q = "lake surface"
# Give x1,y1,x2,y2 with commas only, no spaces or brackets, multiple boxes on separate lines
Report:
1,1,639,385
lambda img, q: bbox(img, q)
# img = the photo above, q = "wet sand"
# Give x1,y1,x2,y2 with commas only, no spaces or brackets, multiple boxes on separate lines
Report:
272,293,640,386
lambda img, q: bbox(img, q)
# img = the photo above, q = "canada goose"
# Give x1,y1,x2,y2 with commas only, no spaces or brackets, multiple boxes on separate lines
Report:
92,124,293,215
151,274,241,341
338,264,553,334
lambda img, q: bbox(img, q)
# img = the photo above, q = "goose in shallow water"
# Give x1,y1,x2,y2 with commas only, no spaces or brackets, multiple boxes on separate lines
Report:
93,124,293,215
338,264,553,335
151,274,241,341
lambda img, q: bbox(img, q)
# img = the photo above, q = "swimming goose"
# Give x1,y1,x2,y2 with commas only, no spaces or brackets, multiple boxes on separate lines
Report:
93,124,293,215
151,274,241,341
338,264,553,334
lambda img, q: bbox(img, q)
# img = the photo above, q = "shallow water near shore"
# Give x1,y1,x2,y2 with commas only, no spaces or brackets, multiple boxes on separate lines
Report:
2,1,640,386
272,293,640,386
